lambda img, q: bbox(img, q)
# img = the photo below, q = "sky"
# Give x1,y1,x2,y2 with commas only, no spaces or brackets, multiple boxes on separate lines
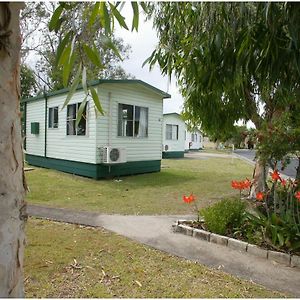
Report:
114,3,184,114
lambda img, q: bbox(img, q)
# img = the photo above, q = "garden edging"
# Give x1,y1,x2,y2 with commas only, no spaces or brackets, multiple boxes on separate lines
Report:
172,221,300,269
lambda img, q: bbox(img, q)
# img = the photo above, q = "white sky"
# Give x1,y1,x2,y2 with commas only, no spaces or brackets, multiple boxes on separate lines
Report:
114,3,184,114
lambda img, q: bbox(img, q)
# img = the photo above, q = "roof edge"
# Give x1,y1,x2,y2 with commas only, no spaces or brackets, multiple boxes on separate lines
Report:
21,79,171,103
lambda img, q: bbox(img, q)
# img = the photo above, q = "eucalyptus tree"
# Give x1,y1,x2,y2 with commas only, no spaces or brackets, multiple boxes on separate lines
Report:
20,63,38,99
0,2,142,296
20,2,133,92
147,2,300,195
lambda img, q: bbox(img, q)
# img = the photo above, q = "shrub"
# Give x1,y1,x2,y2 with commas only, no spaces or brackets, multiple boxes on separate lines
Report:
200,199,246,235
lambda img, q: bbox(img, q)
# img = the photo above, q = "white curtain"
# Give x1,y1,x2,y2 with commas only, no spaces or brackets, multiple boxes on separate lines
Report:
138,107,148,137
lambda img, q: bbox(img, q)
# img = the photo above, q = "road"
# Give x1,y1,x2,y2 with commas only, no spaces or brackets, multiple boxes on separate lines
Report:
234,149,298,178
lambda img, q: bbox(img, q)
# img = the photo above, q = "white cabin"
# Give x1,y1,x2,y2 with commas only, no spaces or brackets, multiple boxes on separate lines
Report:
162,113,185,158
22,79,170,179
184,126,203,151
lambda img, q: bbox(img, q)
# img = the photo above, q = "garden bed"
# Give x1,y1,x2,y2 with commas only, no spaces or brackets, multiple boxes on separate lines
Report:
172,220,300,269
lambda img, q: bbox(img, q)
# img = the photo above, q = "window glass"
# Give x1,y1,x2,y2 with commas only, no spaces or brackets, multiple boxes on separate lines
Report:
166,124,173,140
135,106,148,137
77,103,87,136
166,124,178,140
67,102,87,135
48,107,59,128
118,104,148,137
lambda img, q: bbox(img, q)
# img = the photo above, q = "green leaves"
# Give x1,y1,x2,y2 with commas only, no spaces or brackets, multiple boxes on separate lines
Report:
62,63,82,110
83,44,103,68
110,3,129,30
55,31,72,66
101,35,122,60
75,97,88,127
49,5,63,31
90,87,104,115
100,2,111,34
131,2,139,31
52,2,143,117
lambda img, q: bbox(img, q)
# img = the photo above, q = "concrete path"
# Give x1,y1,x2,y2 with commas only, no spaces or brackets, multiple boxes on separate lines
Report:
27,204,300,297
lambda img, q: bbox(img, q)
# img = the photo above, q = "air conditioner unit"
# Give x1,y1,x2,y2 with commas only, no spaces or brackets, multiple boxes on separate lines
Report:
100,147,127,164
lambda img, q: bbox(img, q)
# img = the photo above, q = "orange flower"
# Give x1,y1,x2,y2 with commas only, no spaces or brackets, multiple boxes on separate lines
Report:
295,191,300,202
243,178,251,189
256,191,265,201
231,181,239,189
183,194,196,203
231,179,251,190
270,170,281,181
280,178,287,187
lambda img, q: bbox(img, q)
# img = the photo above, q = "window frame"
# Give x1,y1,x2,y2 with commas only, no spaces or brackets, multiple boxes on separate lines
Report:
166,124,178,140
66,102,88,136
117,103,148,138
48,106,59,129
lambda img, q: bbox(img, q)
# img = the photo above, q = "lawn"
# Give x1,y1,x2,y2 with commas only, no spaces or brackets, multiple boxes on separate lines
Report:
201,148,233,154
25,157,253,215
24,218,287,298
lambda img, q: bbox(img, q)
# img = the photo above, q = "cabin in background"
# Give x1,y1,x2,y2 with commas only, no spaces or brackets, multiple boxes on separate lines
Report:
162,113,185,158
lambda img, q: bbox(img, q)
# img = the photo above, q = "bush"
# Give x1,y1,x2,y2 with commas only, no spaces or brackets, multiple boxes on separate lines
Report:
200,199,246,235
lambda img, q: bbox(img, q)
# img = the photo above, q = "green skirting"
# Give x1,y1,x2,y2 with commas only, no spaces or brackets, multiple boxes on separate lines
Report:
25,154,161,179
162,151,184,158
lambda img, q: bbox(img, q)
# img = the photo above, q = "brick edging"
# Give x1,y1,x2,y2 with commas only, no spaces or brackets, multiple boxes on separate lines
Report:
172,221,300,268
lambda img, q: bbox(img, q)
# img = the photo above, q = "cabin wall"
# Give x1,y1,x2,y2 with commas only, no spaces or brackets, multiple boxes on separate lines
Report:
162,114,185,158
95,84,163,163
25,100,45,157
185,129,203,150
26,90,97,164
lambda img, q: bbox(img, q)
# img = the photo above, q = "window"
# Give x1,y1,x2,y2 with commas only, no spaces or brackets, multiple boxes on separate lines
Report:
184,130,187,141
118,103,148,137
192,132,198,142
166,124,178,140
66,102,87,136
48,107,58,128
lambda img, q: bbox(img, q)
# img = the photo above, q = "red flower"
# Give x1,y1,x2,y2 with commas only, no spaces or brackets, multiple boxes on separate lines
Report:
295,191,300,202
270,170,281,181
231,181,239,189
256,191,265,201
231,179,251,190
183,194,196,203
280,178,287,187
243,178,251,189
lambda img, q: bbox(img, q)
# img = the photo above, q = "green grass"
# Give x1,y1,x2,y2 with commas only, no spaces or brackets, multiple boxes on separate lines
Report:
24,218,287,298
201,148,233,154
25,157,252,215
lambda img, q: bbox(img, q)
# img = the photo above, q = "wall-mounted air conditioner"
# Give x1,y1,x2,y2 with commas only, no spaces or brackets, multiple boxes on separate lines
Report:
100,147,127,164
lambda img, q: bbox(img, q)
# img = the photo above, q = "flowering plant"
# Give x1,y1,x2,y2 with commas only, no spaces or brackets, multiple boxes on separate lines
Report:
246,169,300,252
231,178,251,198
182,193,200,221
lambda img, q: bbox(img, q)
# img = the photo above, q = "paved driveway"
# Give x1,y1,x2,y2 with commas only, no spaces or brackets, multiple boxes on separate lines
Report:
234,149,298,178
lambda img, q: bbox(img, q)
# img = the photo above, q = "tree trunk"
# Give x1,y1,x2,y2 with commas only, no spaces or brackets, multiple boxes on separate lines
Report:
0,3,26,297
249,159,267,198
